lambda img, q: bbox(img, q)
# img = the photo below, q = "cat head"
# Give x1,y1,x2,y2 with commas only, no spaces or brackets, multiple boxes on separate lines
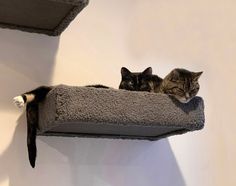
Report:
119,67,153,91
161,68,203,103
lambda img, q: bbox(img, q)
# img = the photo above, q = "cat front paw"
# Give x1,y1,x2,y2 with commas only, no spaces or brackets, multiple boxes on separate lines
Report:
13,96,25,108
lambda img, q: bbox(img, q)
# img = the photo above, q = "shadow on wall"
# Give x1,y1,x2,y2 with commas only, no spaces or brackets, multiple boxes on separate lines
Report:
0,29,59,110
42,137,187,186
0,112,186,186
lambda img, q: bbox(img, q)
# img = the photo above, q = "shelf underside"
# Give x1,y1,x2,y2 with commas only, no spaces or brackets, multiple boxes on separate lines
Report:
0,0,88,35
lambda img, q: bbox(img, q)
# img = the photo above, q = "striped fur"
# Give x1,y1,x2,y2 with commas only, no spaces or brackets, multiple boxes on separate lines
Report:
160,68,202,103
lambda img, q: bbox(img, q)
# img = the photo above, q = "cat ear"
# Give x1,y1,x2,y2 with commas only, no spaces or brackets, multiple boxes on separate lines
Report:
121,67,131,77
193,71,203,81
142,67,152,76
168,69,179,81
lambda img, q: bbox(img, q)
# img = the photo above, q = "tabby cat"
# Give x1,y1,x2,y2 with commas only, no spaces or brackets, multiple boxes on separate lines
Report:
160,68,203,103
13,84,109,168
119,67,202,103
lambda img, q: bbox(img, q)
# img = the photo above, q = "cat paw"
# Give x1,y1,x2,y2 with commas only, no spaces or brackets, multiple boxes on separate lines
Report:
13,96,25,108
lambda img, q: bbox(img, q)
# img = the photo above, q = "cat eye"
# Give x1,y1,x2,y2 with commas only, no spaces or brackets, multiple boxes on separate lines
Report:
173,87,184,92
127,81,134,86
170,78,178,82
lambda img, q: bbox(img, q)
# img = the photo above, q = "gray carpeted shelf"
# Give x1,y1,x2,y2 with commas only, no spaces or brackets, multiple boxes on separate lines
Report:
0,0,89,36
37,85,205,141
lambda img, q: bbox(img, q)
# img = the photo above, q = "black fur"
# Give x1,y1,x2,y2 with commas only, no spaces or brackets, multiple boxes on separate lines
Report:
26,102,38,168
119,67,162,92
22,84,109,168
86,84,109,89
24,86,52,168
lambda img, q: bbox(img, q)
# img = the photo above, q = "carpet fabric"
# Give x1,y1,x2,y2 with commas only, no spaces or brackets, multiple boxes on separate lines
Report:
37,85,205,141
0,0,88,36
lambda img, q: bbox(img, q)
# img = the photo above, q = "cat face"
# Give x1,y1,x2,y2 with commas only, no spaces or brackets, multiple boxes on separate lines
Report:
161,68,203,103
119,67,153,92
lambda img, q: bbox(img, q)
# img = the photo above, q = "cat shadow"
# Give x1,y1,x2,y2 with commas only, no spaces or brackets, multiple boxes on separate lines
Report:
0,112,34,186
0,29,59,110
0,112,79,186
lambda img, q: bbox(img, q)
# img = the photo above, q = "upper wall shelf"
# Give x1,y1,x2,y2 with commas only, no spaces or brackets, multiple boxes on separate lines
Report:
0,0,89,36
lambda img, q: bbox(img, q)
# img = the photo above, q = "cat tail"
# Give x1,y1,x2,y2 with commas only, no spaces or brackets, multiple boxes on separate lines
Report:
26,102,38,168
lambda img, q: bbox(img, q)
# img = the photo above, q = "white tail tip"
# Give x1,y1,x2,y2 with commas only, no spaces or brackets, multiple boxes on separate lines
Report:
13,96,25,108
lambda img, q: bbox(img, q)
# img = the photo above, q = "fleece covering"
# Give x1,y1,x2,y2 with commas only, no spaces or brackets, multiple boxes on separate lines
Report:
37,85,205,140
0,0,88,36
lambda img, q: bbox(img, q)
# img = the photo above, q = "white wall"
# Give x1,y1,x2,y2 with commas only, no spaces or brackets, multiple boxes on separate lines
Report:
0,0,235,185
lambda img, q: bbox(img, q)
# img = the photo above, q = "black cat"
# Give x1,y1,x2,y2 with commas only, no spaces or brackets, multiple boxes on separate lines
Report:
119,67,163,92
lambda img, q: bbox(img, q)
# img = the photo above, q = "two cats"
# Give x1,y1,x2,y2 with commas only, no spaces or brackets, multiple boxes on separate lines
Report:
119,67,202,103
14,67,202,108
13,67,202,168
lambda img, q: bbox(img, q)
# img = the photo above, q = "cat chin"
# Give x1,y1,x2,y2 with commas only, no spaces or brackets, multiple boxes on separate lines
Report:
178,98,191,104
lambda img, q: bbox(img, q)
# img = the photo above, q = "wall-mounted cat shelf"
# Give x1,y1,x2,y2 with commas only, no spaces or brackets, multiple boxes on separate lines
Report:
0,0,89,36
37,85,205,140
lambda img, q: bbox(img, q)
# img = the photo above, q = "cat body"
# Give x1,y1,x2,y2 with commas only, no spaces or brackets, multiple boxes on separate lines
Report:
13,86,52,168
13,84,109,168
119,67,202,103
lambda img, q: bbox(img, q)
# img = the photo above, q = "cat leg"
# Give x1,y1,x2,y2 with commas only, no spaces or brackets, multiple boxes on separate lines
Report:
13,86,52,108
13,95,25,108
